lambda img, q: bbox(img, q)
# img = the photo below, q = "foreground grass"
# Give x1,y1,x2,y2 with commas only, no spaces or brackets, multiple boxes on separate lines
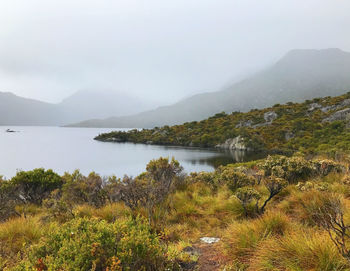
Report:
1,156,350,270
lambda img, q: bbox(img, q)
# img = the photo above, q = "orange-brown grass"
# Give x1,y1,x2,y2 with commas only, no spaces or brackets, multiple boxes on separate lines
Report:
0,216,45,268
249,230,348,270
165,182,243,241
221,212,291,263
74,202,131,222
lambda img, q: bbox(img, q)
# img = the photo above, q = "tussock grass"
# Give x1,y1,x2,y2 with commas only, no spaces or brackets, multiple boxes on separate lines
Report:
0,216,45,268
222,212,291,261
249,230,348,271
74,202,131,222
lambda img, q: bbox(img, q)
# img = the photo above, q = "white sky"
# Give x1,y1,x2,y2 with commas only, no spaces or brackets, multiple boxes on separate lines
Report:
0,0,349,104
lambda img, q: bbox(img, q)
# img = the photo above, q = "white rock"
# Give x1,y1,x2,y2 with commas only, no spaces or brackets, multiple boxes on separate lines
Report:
200,237,220,244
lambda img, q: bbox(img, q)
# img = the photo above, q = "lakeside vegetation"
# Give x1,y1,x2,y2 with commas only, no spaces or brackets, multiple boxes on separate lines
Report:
2,155,350,270
3,94,350,270
95,92,350,155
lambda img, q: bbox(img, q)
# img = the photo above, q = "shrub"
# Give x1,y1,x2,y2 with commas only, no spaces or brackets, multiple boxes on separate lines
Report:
259,177,288,214
218,167,256,192
62,171,107,207
313,159,345,176
0,179,18,221
15,217,174,271
307,193,350,261
119,157,184,227
259,155,314,182
188,171,217,190
235,187,261,217
10,168,62,204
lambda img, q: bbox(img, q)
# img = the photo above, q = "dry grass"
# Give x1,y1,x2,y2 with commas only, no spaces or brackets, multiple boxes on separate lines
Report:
0,216,45,268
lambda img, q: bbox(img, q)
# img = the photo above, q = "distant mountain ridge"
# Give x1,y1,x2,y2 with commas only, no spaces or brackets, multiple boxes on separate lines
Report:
0,90,152,126
68,48,350,128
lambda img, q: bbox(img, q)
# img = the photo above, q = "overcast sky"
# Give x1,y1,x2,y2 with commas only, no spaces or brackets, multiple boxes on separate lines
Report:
0,0,349,104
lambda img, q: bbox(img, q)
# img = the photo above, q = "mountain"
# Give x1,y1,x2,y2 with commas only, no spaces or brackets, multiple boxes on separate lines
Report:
58,89,152,124
0,90,152,126
0,92,60,126
69,48,350,128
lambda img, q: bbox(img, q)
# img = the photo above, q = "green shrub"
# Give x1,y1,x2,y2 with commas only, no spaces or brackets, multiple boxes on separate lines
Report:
259,155,314,182
15,217,174,271
62,171,107,207
10,168,62,204
218,167,256,192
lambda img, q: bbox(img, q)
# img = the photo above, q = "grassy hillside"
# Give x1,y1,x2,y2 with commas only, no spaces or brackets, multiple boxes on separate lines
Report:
95,92,350,154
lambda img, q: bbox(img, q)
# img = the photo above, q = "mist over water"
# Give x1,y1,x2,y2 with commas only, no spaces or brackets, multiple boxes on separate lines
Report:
0,126,258,178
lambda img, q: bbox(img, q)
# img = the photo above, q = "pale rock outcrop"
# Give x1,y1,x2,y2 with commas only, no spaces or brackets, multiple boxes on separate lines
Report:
308,103,322,112
200,237,220,244
235,120,253,128
264,111,278,123
321,99,350,113
285,131,295,141
322,108,350,122
215,136,250,151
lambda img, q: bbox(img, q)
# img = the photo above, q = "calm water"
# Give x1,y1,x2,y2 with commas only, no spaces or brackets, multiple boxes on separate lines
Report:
0,126,263,178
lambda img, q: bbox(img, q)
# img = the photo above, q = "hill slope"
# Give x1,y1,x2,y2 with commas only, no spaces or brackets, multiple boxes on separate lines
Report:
0,90,152,126
71,48,350,128
0,92,60,126
95,92,350,154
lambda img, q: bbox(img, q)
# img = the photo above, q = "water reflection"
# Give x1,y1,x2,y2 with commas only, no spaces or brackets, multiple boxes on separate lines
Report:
0,126,266,178
186,149,267,168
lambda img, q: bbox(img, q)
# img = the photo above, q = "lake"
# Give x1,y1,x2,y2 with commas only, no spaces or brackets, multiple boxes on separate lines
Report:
0,126,263,178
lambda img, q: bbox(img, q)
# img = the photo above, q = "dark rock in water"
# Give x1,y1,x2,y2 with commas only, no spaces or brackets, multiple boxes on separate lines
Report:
5,129,16,133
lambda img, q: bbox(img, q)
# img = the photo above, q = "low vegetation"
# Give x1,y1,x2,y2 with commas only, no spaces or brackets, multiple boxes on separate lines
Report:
2,154,350,270
95,92,350,155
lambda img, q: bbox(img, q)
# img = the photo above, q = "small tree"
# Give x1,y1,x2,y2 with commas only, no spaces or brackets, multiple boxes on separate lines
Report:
0,179,19,221
62,171,107,207
118,157,184,226
234,176,287,217
235,187,261,217
11,168,62,204
259,177,288,214
310,193,350,261
220,168,255,192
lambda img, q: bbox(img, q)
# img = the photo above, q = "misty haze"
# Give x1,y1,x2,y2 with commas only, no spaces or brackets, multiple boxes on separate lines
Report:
1,1,350,270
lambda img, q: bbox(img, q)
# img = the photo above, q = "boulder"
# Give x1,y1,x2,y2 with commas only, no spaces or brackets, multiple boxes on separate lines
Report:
215,136,250,151
322,108,350,122
285,131,295,141
321,99,350,113
264,111,278,123
235,120,253,128
308,103,322,112
200,237,220,244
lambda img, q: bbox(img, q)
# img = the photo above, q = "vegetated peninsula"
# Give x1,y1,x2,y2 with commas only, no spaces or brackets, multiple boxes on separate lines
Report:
95,92,350,154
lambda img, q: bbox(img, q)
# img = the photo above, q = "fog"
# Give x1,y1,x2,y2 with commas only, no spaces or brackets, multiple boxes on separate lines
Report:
0,0,349,104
